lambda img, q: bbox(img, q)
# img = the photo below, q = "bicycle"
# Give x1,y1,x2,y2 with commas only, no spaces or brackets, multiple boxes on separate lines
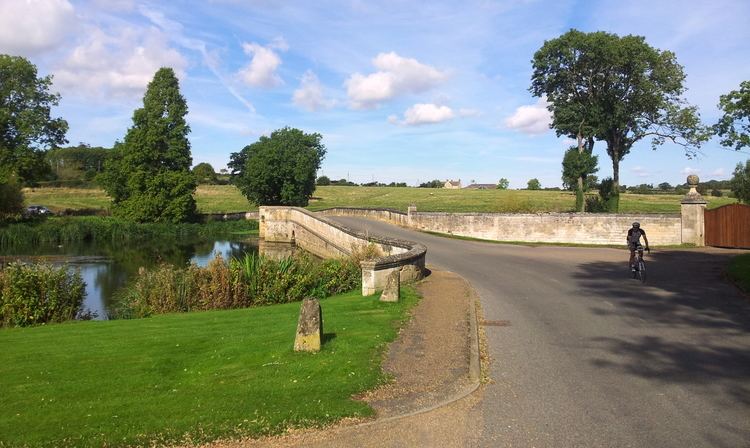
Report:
631,244,649,283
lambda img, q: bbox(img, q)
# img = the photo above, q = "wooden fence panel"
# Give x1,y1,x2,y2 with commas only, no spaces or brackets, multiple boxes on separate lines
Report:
705,204,750,248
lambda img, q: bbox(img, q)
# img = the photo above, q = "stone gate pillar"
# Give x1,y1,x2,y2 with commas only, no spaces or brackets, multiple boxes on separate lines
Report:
680,175,707,246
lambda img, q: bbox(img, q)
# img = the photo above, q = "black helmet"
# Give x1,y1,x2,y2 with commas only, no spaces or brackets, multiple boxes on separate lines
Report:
632,222,640,228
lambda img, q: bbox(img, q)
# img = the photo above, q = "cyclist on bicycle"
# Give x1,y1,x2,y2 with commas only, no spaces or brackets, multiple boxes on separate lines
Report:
627,222,650,271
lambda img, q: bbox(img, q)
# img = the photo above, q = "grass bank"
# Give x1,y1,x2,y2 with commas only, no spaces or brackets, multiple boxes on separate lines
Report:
0,216,258,249
728,254,750,293
24,185,737,215
0,287,418,447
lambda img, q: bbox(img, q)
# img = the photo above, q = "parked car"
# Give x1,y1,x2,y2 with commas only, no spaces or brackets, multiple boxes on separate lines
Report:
25,205,52,216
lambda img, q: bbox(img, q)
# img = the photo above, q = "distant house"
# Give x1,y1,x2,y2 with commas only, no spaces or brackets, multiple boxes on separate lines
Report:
444,179,461,189
464,183,496,190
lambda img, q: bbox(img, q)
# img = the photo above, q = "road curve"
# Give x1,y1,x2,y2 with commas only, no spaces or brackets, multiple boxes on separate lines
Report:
331,216,750,448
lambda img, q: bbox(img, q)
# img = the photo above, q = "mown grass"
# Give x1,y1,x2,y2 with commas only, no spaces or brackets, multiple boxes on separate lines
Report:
23,185,737,214
728,254,750,294
0,287,418,447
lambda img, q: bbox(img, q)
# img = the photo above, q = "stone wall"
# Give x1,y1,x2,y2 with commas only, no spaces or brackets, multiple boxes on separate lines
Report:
320,207,684,246
259,206,426,296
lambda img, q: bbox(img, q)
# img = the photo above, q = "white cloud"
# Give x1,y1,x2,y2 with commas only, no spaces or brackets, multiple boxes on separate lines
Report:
0,0,76,56
345,52,447,109
390,103,455,126
631,166,651,178
238,41,285,88
293,70,333,112
710,168,726,177
504,97,552,135
681,167,701,176
54,26,187,98
458,108,480,118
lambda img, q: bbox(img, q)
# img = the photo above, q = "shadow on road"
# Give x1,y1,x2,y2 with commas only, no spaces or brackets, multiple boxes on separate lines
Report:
572,249,750,406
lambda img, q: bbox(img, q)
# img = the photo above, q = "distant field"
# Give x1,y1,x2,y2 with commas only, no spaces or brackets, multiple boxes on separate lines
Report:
23,185,737,214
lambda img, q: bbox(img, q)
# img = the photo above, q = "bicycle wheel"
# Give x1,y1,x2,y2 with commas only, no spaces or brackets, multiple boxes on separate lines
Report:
637,260,646,283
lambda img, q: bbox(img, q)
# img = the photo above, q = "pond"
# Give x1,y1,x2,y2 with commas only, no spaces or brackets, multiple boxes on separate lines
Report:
0,238,296,320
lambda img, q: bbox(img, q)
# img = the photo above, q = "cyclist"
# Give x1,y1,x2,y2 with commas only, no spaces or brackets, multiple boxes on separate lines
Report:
627,222,650,271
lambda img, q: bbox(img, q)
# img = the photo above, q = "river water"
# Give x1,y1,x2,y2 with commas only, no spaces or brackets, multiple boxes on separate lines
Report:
0,239,264,319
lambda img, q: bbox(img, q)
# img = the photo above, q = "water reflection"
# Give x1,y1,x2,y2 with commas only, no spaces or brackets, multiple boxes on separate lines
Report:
1,238,268,320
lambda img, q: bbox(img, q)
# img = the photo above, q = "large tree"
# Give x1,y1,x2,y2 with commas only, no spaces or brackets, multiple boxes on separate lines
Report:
0,55,68,185
531,30,707,211
730,160,750,204
229,127,326,206
715,80,750,150
100,68,196,223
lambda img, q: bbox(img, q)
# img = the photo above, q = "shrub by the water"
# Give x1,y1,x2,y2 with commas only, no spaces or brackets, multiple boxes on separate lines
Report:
0,263,85,327
0,216,258,249
114,253,361,318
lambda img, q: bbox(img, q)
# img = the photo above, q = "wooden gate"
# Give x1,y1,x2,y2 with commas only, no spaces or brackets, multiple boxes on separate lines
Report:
705,204,750,248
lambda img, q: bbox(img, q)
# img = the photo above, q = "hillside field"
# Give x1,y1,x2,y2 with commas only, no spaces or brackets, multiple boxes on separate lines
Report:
22,185,737,215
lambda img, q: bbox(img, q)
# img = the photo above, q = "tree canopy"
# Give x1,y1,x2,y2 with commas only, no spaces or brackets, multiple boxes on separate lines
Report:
229,127,326,206
730,160,750,204
561,145,598,191
192,162,218,184
530,30,708,210
99,68,196,223
497,178,509,190
46,143,109,182
715,80,750,150
527,178,541,190
0,55,68,184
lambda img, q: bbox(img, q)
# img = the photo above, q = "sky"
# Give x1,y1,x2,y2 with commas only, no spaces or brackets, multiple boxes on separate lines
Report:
1,0,749,188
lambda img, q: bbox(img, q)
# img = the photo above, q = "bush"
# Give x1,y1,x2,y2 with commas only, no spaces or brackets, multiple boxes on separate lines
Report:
0,178,24,222
114,252,361,318
711,189,723,197
0,263,86,327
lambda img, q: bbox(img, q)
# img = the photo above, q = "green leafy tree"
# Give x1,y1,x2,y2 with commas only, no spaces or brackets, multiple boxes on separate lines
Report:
0,173,24,222
527,178,541,190
658,182,673,191
730,160,750,204
0,55,68,185
531,30,708,211
496,178,509,190
316,175,331,186
46,143,109,182
229,127,326,206
100,68,196,223
192,162,218,184
561,145,599,208
715,80,750,150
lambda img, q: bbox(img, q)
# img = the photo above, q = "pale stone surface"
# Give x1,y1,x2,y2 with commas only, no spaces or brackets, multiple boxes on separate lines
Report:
294,297,322,352
380,270,400,302
681,175,707,246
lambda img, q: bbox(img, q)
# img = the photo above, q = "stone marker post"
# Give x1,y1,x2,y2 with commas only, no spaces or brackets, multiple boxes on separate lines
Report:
680,175,707,246
379,270,400,302
294,297,322,352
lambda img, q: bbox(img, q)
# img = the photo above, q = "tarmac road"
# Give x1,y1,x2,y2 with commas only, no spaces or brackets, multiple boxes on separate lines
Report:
331,216,750,448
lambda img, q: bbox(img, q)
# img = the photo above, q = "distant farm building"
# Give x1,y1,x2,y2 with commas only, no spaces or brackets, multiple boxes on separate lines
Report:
444,179,461,189
464,183,496,190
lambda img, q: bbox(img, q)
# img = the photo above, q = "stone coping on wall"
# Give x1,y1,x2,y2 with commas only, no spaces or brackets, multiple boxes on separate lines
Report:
261,206,426,272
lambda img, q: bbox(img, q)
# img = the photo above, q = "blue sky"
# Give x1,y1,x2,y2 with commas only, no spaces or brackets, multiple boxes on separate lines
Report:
2,0,749,188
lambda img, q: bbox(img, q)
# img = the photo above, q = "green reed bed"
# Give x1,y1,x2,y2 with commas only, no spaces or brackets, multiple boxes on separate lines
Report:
0,216,258,249
0,287,419,447
0,263,85,327
114,253,360,318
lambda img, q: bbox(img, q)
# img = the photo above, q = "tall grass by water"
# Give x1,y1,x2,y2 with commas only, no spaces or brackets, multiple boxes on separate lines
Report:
0,263,85,327
114,253,361,318
0,216,258,249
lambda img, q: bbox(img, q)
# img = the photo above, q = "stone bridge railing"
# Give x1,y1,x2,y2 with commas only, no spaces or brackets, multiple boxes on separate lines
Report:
259,207,426,296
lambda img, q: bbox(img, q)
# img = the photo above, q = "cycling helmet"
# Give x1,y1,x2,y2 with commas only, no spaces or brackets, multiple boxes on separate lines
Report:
632,222,640,228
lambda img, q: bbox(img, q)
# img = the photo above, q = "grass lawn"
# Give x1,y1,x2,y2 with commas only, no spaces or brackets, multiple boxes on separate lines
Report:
728,253,750,293
0,288,418,447
23,185,737,215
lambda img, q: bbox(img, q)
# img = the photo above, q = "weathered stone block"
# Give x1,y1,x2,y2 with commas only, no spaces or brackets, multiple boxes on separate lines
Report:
379,270,400,302
294,297,322,352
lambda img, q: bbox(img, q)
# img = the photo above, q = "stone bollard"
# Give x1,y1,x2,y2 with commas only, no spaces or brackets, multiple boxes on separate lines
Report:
379,270,400,302
294,297,322,352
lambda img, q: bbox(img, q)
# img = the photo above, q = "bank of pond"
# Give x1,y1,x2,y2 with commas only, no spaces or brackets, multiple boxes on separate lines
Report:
0,217,361,327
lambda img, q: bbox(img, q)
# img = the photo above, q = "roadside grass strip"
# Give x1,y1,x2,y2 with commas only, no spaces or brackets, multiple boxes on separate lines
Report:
728,253,750,294
0,288,418,447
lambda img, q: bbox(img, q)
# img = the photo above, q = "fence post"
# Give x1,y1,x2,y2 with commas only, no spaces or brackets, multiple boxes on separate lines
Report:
680,175,707,246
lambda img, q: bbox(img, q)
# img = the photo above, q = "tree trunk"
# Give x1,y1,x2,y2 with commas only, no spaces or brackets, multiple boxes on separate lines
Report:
611,153,620,212
576,133,585,212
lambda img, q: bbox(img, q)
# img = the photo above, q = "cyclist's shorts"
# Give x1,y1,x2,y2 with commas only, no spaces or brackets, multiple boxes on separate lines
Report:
628,243,642,251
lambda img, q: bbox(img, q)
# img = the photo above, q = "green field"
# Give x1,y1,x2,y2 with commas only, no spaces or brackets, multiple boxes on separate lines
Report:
0,288,418,447
23,185,737,214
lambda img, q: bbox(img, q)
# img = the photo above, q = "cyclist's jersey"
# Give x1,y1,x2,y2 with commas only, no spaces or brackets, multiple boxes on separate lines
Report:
627,228,646,246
